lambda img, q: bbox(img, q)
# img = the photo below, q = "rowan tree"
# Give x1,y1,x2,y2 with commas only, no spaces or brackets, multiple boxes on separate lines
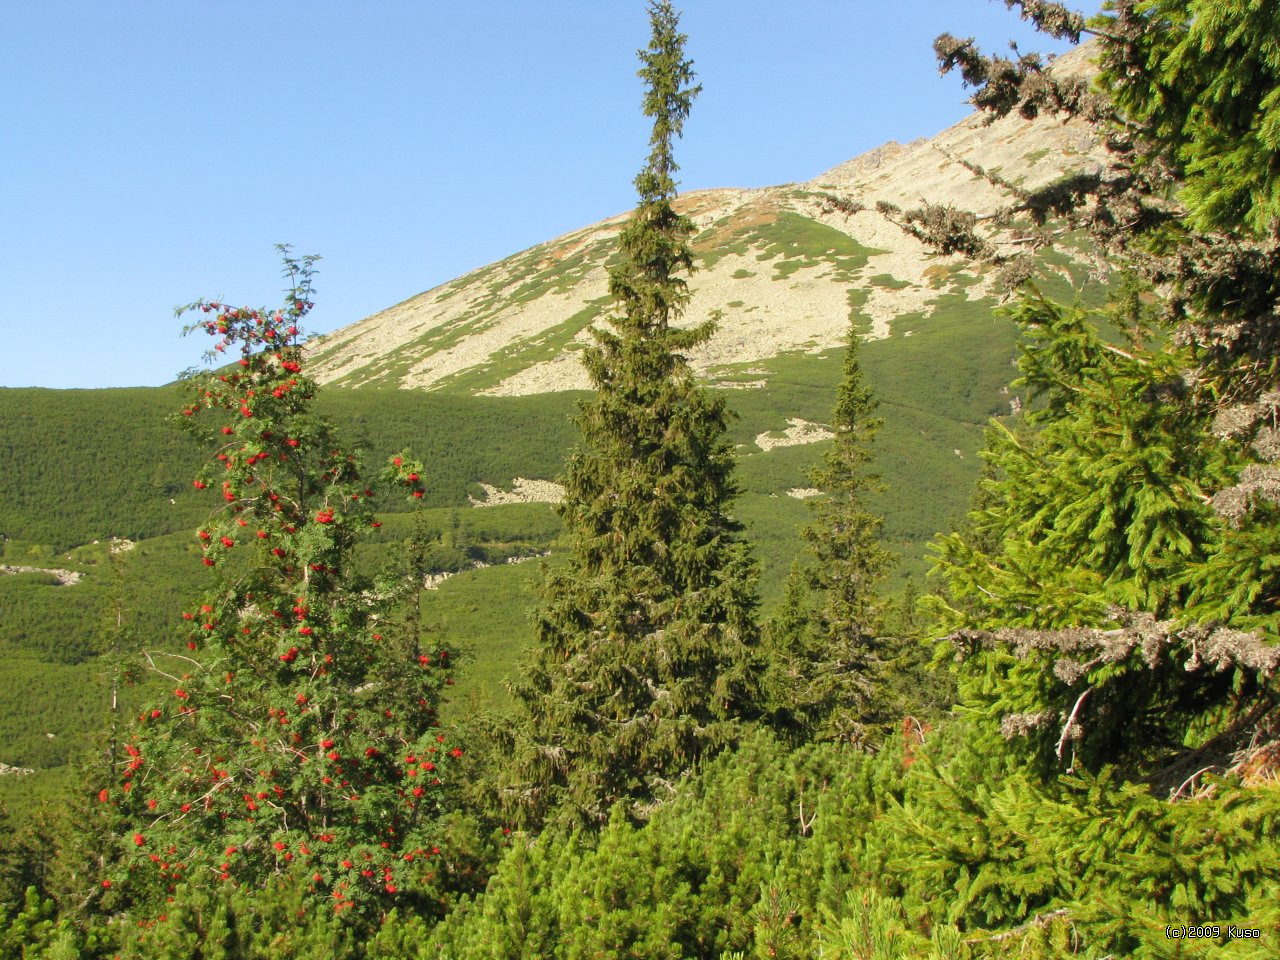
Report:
96,249,463,919
505,0,763,828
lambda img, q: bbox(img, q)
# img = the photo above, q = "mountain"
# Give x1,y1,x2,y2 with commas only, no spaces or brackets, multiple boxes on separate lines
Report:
306,46,1103,397
0,47,1110,809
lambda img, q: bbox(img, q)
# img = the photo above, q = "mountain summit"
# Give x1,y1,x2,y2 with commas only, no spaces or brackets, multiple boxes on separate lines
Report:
306,46,1101,396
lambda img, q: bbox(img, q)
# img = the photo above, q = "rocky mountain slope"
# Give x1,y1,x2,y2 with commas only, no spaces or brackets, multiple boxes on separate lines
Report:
306,47,1102,397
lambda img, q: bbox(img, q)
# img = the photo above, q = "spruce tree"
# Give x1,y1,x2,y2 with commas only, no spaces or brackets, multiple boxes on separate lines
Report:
1099,0,1280,238
916,2,1280,783
506,0,762,828
765,331,894,745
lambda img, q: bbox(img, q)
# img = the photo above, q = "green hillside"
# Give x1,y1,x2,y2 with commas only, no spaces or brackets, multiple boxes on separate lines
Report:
0,230,1118,830
5,2,1278,955
0,301,1023,788
0,387,579,553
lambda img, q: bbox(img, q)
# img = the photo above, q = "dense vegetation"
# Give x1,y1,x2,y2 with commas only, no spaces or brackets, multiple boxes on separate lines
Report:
764,330,902,747
0,387,578,553
0,288,1019,801
502,6,766,830
3,1,1278,957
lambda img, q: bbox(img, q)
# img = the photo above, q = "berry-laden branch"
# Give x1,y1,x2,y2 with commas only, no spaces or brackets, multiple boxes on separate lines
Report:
95,248,461,920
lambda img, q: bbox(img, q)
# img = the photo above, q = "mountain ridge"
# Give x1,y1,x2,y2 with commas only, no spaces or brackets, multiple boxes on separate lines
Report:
305,46,1103,396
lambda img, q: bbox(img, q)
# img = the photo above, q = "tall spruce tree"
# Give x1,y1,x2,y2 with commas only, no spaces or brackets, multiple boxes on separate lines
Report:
506,0,762,828
765,331,894,745
914,1,1280,785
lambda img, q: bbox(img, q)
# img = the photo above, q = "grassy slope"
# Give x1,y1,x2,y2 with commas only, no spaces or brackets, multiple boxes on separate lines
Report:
0,387,579,553
0,283,1045,809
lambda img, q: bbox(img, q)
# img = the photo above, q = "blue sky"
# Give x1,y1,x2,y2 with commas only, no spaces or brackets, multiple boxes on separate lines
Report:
1,1,1094,388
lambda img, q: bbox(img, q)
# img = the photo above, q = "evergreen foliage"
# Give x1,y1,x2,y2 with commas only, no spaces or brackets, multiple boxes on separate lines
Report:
112,874,358,959
923,290,1270,779
1099,0,1280,237
765,331,898,745
426,732,895,960
421,723,1280,957
504,0,763,828
918,3,1280,790
873,3,1280,952
8,4,1280,958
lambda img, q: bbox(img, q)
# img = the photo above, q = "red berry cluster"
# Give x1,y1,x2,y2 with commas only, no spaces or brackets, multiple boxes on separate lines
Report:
383,452,427,500
98,251,460,912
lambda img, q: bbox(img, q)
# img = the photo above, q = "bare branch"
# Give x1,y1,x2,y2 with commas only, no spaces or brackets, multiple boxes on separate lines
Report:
141,650,184,685
1055,687,1091,761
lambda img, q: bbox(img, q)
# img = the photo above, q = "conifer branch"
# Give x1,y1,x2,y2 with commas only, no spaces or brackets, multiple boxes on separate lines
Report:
967,907,1074,945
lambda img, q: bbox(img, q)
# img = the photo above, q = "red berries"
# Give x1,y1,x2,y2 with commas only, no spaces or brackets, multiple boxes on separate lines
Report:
147,273,455,893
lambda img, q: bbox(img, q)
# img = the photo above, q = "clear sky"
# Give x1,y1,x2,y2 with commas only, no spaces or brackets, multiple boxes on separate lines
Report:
1,1,1095,389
